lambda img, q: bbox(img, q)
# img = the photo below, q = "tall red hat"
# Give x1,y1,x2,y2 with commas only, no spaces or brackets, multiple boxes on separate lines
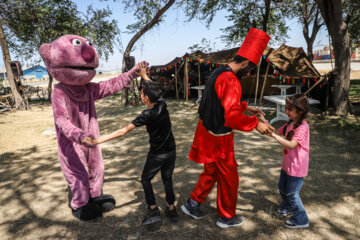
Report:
237,28,270,65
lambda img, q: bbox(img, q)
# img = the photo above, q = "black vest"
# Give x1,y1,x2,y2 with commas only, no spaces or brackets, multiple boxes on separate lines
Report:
198,65,236,135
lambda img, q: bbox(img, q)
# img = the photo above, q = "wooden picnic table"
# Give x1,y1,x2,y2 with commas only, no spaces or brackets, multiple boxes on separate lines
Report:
191,85,205,104
263,94,320,124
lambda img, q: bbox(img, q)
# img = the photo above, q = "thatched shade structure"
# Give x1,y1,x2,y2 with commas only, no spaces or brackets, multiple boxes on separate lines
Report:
264,45,320,79
150,45,321,101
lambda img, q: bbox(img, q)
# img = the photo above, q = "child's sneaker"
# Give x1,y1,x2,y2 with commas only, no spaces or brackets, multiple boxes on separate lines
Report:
181,198,205,219
284,219,309,229
276,208,293,216
141,206,162,226
216,215,245,229
165,206,179,222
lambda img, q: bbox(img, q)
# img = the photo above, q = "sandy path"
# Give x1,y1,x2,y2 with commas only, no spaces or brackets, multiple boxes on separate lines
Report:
0,98,359,240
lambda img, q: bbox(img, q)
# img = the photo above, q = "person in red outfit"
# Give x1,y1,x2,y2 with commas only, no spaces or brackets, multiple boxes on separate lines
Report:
181,28,275,228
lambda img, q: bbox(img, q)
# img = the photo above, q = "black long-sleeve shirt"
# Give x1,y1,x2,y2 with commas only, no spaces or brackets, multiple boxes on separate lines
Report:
132,100,175,154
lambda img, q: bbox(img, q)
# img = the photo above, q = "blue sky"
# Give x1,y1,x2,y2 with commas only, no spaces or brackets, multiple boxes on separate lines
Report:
0,0,329,72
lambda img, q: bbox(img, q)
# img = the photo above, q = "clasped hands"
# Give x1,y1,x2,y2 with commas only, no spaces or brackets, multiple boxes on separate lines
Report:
81,136,98,146
247,106,275,136
135,61,151,81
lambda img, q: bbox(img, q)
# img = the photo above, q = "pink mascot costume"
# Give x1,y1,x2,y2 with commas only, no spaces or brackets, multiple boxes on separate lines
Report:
40,34,146,221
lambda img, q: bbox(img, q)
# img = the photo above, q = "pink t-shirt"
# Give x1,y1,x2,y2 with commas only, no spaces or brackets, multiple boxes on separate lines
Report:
278,120,310,177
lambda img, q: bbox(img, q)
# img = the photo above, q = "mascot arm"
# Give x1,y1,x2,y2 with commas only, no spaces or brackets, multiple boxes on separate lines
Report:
91,66,140,100
55,116,92,145
52,92,91,145
91,61,149,100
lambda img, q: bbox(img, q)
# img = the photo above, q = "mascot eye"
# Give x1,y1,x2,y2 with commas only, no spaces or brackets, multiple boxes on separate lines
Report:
86,41,93,47
72,39,82,46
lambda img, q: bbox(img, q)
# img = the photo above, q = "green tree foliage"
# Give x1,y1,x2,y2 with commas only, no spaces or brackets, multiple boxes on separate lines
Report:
181,0,290,46
286,0,325,61
1,0,118,63
104,0,175,53
0,0,118,106
103,0,176,106
188,38,214,53
121,0,168,34
343,0,360,44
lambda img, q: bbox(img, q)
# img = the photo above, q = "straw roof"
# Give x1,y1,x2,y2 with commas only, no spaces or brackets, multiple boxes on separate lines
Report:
264,45,321,78
150,45,320,79
150,48,239,69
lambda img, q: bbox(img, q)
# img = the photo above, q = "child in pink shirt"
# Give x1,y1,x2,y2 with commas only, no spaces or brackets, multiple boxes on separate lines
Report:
271,94,310,229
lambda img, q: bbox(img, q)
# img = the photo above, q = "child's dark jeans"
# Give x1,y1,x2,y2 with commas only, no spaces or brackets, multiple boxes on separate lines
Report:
278,169,309,225
141,150,176,206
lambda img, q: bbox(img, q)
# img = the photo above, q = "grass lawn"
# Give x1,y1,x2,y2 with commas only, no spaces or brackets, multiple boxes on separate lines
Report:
350,79,360,104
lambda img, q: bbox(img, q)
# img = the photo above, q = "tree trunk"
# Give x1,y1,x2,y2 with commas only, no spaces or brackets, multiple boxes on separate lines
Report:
302,4,323,62
120,0,175,107
262,0,271,32
120,58,129,106
315,0,350,115
0,18,26,109
48,73,53,102
305,40,314,61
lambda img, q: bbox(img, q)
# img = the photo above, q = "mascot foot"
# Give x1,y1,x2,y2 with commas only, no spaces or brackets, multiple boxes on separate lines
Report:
72,202,102,221
92,194,116,212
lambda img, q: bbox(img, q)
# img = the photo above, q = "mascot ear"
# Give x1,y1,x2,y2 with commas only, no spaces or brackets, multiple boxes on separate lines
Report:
39,43,51,61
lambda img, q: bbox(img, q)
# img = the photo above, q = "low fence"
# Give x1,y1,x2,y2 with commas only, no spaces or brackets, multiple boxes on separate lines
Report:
0,74,122,101
22,85,49,100
1,78,50,88
0,82,49,101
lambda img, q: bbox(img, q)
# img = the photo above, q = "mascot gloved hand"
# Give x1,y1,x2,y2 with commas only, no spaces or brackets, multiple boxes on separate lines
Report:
39,34,148,221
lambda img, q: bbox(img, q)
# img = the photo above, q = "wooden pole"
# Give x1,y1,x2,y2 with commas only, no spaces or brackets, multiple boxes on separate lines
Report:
304,76,325,95
307,78,310,97
254,57,262,105
259,62,270,105
175,64,179,101
325,80,329,115
198,61,201,86
183,58,186,100
184,58,188,101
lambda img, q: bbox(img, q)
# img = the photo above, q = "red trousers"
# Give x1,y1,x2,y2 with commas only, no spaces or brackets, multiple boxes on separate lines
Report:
190,159,239,218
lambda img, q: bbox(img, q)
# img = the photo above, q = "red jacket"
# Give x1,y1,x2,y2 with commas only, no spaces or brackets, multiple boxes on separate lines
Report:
189,71,258,165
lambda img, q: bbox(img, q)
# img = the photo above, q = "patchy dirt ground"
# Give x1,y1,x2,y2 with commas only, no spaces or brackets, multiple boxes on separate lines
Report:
0,98,359,240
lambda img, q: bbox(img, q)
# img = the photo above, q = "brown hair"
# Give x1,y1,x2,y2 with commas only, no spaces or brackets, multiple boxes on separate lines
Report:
283,94,309,140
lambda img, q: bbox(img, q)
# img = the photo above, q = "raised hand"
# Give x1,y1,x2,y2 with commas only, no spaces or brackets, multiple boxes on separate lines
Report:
136,62,150,80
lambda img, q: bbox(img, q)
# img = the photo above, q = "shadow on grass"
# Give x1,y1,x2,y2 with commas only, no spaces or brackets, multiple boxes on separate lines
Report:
0,98,359,239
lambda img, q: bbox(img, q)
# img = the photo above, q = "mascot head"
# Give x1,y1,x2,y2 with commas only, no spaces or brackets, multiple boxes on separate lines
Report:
39,34,99,86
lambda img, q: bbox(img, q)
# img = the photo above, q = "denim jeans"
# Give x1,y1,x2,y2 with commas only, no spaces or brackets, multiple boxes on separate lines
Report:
278,169,309,225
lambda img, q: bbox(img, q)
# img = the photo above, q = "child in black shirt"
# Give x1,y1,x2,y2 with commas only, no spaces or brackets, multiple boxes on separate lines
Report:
82,64,178,225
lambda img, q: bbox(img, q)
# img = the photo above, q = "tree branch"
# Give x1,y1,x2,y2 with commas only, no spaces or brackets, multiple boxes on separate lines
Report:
123,0,175,59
